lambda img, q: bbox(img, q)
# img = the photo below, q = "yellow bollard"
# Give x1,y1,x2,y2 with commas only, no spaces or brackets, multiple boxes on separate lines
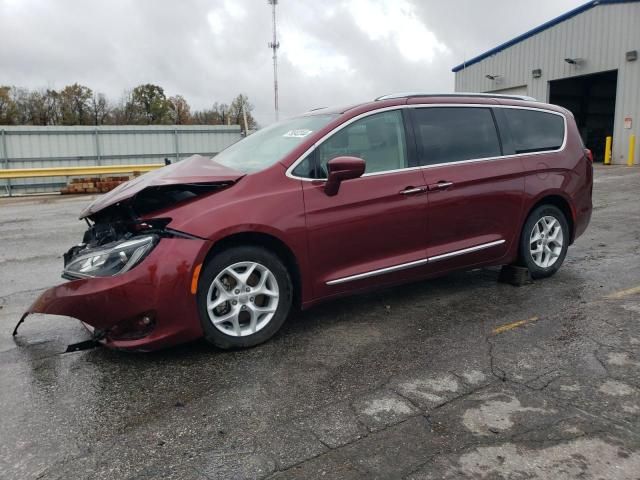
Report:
604,136,612,165
628,134,636,167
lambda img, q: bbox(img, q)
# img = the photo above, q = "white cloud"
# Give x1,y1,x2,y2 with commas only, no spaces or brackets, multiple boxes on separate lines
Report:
224,0,246,19
280,27,353,77
207,1,247,36
345,0,449,62
207,10,224,35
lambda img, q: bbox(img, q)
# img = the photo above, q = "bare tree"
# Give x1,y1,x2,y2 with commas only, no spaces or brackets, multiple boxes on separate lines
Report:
90,93,109,125
228,94,257,133
15,89,61,125
169,95,191,124
0,86,18,125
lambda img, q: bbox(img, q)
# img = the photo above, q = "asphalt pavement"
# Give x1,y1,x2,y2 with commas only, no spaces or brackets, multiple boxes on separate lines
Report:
1,165,639,479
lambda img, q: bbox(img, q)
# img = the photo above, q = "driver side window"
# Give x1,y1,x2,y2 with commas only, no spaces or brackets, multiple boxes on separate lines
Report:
315,110,408,178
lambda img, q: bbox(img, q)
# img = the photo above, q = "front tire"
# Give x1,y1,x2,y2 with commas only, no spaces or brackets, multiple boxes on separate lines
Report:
519,205,569,279
197,246,292,349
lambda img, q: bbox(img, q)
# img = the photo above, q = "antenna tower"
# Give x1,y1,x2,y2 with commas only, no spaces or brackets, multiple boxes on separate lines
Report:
268,0,280,121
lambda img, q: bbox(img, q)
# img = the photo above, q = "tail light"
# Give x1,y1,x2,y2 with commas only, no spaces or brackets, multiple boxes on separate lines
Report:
584,148,593,163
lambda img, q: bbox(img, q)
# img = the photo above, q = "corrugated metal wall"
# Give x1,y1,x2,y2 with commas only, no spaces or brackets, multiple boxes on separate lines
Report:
0,125,242,195
455,2,640,164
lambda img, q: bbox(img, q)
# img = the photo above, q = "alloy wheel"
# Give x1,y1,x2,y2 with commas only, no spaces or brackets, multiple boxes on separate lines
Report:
529,215,564,268
206,261,279,337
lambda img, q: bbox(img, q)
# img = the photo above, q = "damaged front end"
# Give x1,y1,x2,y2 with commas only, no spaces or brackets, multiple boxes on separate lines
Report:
14,157,241,350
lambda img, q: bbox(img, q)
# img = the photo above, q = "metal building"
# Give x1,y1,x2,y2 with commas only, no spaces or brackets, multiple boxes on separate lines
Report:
453,0,639,164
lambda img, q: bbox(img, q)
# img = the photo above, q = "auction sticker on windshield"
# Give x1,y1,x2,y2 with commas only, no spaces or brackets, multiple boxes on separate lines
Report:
283,129,313,138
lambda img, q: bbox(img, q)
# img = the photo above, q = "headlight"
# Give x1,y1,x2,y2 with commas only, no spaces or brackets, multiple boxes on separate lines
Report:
63,235,158,279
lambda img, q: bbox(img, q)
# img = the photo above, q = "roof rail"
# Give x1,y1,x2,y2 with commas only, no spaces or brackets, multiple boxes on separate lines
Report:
374,92,538,102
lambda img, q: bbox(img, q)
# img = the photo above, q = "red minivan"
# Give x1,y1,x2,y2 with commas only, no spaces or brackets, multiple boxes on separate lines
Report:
18,93,593,351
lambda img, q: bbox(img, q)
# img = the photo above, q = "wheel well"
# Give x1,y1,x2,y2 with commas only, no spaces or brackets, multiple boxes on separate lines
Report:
205,232,302,308
527,195,575,244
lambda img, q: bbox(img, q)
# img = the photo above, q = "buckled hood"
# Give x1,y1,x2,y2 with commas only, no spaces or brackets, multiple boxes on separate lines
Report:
79,155,245,218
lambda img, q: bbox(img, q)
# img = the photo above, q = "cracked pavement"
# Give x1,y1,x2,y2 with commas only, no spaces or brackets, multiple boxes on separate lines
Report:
1,165,639,479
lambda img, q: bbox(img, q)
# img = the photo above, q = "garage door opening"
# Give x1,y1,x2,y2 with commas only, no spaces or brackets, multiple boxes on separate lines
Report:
549,70,617,162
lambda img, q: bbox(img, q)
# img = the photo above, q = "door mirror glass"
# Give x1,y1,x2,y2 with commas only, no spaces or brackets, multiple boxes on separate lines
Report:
324,156,365,196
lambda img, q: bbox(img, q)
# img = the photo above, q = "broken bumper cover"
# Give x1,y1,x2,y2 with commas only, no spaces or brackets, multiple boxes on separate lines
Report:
20,237,211,351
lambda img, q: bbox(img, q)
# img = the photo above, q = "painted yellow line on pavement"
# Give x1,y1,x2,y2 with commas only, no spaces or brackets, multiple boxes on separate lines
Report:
605,285,640,299
492,316,539,335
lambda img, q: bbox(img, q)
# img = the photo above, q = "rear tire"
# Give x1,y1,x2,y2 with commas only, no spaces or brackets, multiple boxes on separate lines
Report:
518,205,569,279
197,246,292,349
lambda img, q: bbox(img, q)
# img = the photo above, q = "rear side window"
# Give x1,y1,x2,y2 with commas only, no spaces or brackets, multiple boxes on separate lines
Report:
503,109,565,154
412,107,501,165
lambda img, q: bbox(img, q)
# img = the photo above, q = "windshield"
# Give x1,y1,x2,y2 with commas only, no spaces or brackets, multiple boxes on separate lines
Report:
213,114,338,173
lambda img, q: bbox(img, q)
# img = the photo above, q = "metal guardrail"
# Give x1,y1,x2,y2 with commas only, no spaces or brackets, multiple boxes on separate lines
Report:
0,164,163,180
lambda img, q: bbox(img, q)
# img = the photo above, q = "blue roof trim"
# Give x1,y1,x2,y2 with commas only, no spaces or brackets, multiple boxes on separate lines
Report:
452,0,639,72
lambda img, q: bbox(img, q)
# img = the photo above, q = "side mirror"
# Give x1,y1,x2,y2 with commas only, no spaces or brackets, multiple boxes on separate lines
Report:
324,156,365,196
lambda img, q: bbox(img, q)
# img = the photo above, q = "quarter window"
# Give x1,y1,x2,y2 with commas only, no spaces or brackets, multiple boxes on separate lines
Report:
316,110,408,177
412,107,502,165
503,109,565,154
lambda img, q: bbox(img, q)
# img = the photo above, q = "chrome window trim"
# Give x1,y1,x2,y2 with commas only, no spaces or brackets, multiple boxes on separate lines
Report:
285,104,568,182
325,239,506,285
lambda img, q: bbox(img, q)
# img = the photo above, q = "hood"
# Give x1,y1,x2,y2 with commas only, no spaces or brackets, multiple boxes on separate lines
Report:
79,155,245,218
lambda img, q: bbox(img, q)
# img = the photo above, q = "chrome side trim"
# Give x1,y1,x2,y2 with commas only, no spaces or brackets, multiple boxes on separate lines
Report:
325,239,506,285
428,239,506,262
285,104,568,182
326,258,429,286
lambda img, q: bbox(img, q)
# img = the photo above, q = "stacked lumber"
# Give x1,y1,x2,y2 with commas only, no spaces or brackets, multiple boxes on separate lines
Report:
60,175,134,194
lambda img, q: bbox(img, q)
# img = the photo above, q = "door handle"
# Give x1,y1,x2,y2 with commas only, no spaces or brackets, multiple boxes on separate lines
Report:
400,186,427,195
427,181,453,191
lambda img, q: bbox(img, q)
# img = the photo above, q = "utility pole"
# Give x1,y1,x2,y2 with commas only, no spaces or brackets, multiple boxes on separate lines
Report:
268,0,280,121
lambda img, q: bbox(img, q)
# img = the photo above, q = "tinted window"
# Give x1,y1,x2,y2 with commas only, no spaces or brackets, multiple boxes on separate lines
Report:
503,109,565,154
291,154,316,178
316,110,407,177
412,107,501,165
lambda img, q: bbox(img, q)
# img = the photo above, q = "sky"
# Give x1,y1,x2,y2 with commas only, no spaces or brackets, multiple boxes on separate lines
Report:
1,0,588,125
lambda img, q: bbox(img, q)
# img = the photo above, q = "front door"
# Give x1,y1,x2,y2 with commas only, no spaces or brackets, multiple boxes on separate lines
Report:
300,110,429,299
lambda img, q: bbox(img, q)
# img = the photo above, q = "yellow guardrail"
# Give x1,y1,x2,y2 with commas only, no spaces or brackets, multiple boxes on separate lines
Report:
0,164,164,180
628,134,636,167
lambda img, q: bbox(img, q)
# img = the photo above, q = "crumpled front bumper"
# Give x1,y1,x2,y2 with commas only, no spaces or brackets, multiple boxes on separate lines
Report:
19,236,212,351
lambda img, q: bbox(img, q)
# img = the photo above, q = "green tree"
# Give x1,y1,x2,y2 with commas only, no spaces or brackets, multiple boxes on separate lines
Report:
59,83,93,125
128,84,171,124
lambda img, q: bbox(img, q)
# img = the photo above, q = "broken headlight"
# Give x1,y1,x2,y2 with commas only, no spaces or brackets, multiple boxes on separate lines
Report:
63,235,158,279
